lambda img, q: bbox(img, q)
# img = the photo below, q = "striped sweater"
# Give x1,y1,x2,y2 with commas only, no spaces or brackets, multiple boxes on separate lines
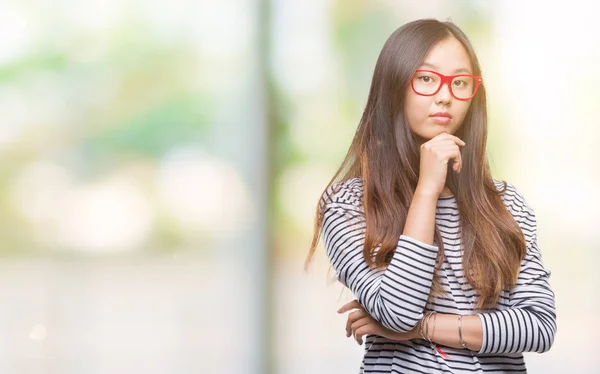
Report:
321,177,556,373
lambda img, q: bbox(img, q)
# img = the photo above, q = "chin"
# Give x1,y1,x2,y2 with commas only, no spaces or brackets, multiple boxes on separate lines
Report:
419,128,452,139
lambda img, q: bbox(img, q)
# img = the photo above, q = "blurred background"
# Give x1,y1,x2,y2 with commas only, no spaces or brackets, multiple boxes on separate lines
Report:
0,0,598,373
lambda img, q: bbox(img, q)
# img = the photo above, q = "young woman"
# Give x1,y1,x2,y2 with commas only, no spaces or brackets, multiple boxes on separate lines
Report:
305,19,556,373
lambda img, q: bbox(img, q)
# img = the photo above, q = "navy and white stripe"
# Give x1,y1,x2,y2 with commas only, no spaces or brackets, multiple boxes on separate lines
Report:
321,177,556,373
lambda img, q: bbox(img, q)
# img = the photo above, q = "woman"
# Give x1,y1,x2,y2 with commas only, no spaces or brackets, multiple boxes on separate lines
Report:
305,19,556,373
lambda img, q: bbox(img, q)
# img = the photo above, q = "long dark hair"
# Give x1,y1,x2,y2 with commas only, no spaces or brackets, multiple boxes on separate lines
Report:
305,19,526,310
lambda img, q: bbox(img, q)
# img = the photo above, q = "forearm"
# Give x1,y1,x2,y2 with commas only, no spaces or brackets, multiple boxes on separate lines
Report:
324,184,442,333
402,187,438,245
416,307,555,354
476,307,556,354
324,205,439,333
421,314,483,351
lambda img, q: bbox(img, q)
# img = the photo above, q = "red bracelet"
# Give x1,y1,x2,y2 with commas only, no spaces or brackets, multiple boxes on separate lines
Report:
422,311,449,360
436,345,449,359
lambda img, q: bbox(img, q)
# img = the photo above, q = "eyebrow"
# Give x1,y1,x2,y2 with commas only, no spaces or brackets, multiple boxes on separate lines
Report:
420,62,472,75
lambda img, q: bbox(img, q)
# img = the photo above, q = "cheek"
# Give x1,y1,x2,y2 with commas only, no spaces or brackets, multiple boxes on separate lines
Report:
405,95,429,125
453,102,471,124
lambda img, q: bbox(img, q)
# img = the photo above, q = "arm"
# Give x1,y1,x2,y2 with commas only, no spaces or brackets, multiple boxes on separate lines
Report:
421,314,483,351
423,193,556,354
340,301,485,349
322,180,440,333
474,198,556,354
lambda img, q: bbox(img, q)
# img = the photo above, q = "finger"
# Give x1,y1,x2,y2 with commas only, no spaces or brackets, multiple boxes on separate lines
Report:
347,310,367,328
448,150,461,172
433,132,466,146
350,317,371,336
424,143,462,162
337,299,361,314
453,147,463,173
448,149,462,173
435,144,462,172
348,315,374,339
354,325,374,345
346,310,367,337
430,139,464,150
432,144,462,165
438,132,466,146
432,142,461,153
355,332,362,345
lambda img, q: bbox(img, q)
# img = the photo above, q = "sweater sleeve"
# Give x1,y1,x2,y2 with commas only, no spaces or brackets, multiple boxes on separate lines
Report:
476,187,557,354
321,179,439,333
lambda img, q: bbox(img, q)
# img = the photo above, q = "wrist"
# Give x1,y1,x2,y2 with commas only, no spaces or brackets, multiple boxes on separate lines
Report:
406,323,420,341
414,185,440,200
417,316,426,340
417,312,431,341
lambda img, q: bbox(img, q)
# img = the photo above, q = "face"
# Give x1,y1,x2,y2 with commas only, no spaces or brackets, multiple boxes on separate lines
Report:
404,37,475,143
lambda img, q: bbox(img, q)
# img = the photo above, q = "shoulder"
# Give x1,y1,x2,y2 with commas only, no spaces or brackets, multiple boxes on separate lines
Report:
320,177,364,210
492,178,537,231
492,179,531,209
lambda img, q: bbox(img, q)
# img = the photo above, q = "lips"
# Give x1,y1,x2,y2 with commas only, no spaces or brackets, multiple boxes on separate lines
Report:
429,112,452,125
429,112,452,118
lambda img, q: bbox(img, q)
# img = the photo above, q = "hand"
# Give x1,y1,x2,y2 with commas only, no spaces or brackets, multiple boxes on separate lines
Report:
337,300,419,345
416,132,465,197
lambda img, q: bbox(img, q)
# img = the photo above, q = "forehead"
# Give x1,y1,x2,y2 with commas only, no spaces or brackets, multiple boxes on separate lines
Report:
420,37,473,74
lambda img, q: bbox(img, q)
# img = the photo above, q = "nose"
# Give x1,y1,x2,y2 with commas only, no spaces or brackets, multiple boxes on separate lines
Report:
435,82,452,105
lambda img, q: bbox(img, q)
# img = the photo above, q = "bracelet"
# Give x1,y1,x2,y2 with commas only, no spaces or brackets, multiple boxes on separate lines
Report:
458,315,468,349
428,312,438,343
419,312,429,340
418,314,426,340
420,312,429,340
425,312,432,343
423,311,449,359
425,311,437,343
419,312,431,341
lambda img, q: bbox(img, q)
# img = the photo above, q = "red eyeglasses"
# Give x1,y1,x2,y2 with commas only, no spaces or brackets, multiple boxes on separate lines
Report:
411,70,483,101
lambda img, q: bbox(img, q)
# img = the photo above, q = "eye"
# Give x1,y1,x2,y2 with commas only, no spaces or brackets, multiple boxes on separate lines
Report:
417,75,436,84
452,77,473,89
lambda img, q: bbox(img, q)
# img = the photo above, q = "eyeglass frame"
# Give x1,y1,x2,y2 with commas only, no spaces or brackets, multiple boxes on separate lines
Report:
411,69,483,101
